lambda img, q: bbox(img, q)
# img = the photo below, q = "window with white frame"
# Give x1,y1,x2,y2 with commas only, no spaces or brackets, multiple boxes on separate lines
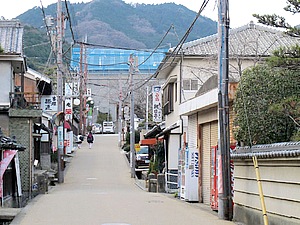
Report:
183,79,198,91
162,83,174,115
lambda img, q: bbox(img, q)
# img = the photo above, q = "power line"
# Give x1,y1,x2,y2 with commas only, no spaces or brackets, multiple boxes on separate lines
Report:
133,0,210,91
64,0,76,44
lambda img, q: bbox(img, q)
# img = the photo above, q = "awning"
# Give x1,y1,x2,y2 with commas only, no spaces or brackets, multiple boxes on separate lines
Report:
155,121,181,138
140,138,158,145
144,122,165,139
144,125,162,139
34,123,53,133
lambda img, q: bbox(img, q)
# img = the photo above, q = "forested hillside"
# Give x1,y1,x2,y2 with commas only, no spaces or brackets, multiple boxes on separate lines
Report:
18,0,218,71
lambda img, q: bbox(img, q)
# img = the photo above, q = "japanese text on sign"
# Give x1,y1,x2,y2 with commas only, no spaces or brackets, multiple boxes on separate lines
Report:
41,95,58,111
152,86,162,123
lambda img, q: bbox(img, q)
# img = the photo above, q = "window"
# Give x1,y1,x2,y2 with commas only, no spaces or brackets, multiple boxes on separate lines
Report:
183,79,198,91
175,82,177,102
163,83,174,115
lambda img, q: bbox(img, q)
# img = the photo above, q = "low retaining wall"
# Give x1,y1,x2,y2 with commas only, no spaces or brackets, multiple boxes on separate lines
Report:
232,142,300,225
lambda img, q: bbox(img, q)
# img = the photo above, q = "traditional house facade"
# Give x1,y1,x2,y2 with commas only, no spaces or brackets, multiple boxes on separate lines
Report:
154,21,300,206
0,19,53,207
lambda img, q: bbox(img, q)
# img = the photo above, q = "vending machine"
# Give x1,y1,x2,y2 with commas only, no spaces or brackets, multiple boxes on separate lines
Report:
211,145,235,211
184,147,199,202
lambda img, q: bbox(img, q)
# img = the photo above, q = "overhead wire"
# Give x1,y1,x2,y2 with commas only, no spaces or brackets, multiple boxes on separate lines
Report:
36,0,57,94
131,24,175,88
64,0,76,44
133,0,210,91
38,0,210,104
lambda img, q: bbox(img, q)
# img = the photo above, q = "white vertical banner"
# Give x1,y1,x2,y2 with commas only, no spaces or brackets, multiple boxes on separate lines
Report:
65,131,73,154
65,97,73,121
58,126,64,149
73,82,79,96
65,83,73,96
152,85,162,123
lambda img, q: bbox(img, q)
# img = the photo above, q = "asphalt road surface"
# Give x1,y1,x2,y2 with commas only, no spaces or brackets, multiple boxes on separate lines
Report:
11,134,236,225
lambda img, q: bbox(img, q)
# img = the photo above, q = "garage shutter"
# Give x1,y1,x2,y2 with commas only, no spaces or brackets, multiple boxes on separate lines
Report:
202,123,211,205
201,121,218,205
210,121,218,146
188,114,197,149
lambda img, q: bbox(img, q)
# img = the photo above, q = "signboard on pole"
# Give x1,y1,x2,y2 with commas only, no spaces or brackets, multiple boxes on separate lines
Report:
58,126,64,149
152,85,162,123
65,83,73,96
65,131,73,154
64,97,72,120
41,95,58,111
86,88,91,97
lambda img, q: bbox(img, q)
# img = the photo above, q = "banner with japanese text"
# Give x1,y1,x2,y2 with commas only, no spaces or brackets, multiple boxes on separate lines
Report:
41,95,58,111
152,85,162,123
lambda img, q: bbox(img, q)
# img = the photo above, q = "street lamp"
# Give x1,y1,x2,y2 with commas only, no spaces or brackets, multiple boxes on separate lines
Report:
86,97,94,130
73,98,80,106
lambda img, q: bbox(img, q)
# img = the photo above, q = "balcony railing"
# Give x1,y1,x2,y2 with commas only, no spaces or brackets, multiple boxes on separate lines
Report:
9,92,41,109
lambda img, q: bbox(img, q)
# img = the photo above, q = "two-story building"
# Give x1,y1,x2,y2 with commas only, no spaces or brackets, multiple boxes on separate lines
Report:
154,21,300,206
0,19,53,208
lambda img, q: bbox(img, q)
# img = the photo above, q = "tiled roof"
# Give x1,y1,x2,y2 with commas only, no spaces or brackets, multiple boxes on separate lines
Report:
0,19,24,54
231,142,300,159
182,21,300,57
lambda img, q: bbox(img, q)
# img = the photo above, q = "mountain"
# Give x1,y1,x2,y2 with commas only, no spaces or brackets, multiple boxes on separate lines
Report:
19,0,217,48
18,0,218,71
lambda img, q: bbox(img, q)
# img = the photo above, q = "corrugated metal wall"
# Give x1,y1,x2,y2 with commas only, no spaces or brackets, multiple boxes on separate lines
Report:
201,121,218,205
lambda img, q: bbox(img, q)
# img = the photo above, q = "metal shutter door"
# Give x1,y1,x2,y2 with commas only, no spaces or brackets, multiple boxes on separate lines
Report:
210,121,218,147
202,123,211,205
188,114,197,148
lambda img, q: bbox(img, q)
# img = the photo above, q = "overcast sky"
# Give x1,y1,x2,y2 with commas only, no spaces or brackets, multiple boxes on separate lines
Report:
0,0,299,28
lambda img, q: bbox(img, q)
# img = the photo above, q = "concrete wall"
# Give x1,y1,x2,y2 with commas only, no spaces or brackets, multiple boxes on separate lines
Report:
0,113,10,135
232,144,300,225
0,61,12,106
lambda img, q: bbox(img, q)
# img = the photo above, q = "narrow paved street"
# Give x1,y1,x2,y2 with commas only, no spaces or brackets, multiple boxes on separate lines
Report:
11,135,236,225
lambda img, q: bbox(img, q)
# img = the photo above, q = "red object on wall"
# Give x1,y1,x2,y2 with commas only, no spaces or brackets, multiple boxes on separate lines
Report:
210,145,235,211
211,146,218,210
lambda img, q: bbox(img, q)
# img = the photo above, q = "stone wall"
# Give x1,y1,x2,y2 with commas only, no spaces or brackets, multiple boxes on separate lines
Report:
9,117,32,201
9,108,42,203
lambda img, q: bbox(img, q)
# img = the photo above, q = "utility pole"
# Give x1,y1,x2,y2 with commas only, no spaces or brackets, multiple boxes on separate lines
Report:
57,0,64,183
129,54,136,178
118,79,123,147
79,43,84,134
83,36,88,134
146,86,149,131
218,0,232,220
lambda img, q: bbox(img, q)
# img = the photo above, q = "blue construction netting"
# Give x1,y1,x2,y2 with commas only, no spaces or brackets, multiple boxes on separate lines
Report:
71,48,167,74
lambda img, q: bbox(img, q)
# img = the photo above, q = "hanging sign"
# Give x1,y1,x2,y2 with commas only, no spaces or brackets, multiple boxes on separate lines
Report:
152,85,162,123
41,95,58,111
